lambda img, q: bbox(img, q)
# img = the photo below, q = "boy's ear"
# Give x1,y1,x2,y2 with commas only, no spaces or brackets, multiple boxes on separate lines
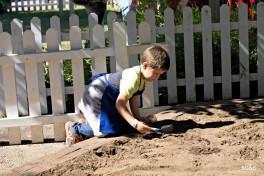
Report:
142,62,148,69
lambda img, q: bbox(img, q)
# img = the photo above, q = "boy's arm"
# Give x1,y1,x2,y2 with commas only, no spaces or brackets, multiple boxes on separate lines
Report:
129,95,141,119
116,94,155,133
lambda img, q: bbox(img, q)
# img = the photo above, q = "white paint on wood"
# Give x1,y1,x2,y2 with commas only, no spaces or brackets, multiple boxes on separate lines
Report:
0,128,8,141
8,127,21,144
69,14,79,27
107,12,117,72
89,13,98,52
202,6,214,100
183,7,196,102
43,124,54,139
113,22,129,71
0,33,18,118
165,8,178,104
91,25,107,74
220,5,232,99
31,125,44,143
139,22,154,108
50,16,61,43
239,3,250,98
0,22,2,33
145,9,159,106
70,26,85,113
257,2,264,96
46,29,65,114
127,10,138,67
11,19,28,116
23,30,41,116
54,122,65,141
20,126,31,141
31,17,48,114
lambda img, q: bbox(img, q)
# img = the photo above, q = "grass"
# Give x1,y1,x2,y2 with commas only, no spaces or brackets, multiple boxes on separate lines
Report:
0,8,90,34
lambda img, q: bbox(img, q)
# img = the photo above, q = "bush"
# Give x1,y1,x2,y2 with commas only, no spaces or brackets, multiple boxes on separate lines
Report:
0,0,11,13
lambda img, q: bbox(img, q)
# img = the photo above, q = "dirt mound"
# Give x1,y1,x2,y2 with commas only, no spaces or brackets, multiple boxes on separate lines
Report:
189,146,221,155
239,146,260,160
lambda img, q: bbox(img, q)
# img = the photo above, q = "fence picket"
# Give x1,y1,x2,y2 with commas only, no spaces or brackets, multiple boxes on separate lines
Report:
127,10,138,67
113,22,129,71
239,3,250,98
8,127,21,144
107,12,117,73
139,22,154,108
46,28,65,114
91,25,107,74
165,8,178,104
0,22,2,33
23,30,41,116
31,125,44,143
31,17,47,114
69,14,79,27
70,26,85,113
89,13,98,52
50,16,61,43
145,9,159,106
220,4,232,99
183,7,196,102
202,6,214,100
257,2,264,96
11,19,29,115
0,33,18,118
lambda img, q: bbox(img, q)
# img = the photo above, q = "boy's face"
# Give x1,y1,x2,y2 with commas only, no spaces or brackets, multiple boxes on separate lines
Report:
141,62,167,81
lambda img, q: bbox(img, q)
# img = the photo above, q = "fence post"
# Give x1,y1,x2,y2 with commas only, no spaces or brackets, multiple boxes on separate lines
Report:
11,19,29,116
23,30,42,116
107,12,117,73
113,22,129,71
257,2,264,97
70,26,85,113
239,3,250,98
165,7,178,104
0,22,2,33
139,22,154,108
220,4,232,99
46,29,66,114
145,9,159,106
202,6,214,100
31,17,48,114
0,32,19,118
183,7,196,102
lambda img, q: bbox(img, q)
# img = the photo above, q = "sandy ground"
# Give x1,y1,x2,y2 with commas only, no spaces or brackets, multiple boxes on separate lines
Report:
0,143,66,176
1,98,264,176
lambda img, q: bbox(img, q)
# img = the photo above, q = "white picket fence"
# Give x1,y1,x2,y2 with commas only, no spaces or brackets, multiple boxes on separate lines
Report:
0,3,264,144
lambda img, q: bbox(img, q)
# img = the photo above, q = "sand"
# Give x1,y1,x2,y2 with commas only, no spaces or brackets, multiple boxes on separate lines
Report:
5,98,264,175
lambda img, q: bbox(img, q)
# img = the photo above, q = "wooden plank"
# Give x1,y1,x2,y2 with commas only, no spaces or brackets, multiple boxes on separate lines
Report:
46,28,65,114
113,22,129,71
0,21,2,33
54,122,65,141
127,10,138,67
183,7,196,102
107,12,117,72
31,125,44,143
220,5,232,99
11,19,29,116
89,12,98,56
0,127,8,142
165,8,178,104
23,30,42,116
31,17,48,114
43,124,54,139
91,25,107,74
0,33,19,118
69,14,79,27
239,3,250,98
20,126,31,141
70,26,84,113
139,22,154,108
50,16,61,44
202,6,214,100
145,9,159,105
257,2,264,96
8,127,21,144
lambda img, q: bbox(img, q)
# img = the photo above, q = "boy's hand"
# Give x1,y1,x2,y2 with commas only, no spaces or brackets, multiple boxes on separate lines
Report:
135,121,156,133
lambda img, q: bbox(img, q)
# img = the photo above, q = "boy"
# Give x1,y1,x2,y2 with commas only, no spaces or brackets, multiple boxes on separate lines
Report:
65,45,170,145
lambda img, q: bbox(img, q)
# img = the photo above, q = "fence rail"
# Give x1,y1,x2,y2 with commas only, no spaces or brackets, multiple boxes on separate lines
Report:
0,3,263,144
